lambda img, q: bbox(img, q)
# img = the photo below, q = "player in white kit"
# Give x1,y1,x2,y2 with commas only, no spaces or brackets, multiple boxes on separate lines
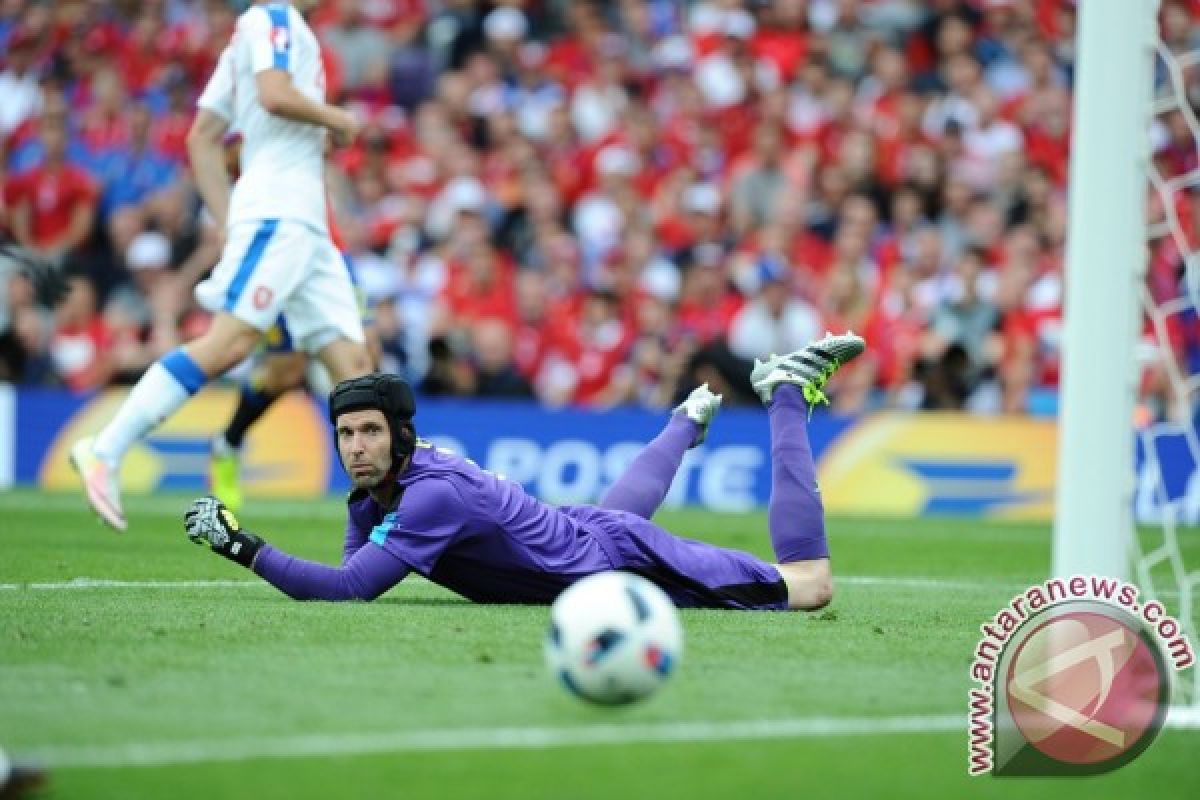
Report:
70,0,371,530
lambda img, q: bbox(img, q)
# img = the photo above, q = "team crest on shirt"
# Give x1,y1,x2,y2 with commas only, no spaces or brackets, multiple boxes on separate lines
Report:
253,286,275,310
271,26,289,53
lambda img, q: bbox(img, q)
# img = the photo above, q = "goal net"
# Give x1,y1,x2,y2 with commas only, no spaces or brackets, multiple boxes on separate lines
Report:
1137,22,1200,713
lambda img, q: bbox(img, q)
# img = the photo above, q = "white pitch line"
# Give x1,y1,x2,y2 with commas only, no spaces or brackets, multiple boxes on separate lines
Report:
26,715,967,769
837,575,1027,592
19,710,1200,769
0,578,266,591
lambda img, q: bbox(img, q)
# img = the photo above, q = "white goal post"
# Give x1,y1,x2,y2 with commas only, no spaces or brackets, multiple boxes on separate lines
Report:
1054,0,1158,582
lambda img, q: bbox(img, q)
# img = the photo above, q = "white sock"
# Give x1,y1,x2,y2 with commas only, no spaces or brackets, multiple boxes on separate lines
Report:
93,350,207,465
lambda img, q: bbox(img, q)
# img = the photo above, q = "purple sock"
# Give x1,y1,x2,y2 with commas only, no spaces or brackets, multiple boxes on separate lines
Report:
600,413,698,519
767,384,828,562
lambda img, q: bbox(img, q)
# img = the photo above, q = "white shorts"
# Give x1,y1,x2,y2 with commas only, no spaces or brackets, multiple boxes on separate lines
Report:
196,219,365,353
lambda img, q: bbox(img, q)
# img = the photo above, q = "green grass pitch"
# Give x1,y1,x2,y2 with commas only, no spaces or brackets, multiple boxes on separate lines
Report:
1,489,1197,799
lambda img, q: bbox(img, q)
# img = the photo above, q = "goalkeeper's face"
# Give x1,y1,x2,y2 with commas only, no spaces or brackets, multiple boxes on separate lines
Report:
335,409,394,489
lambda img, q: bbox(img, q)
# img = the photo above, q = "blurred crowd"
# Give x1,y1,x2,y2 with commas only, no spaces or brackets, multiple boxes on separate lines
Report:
2,0,1200,414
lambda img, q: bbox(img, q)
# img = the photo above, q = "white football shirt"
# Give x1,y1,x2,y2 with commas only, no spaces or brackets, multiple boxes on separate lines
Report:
196,2,328,232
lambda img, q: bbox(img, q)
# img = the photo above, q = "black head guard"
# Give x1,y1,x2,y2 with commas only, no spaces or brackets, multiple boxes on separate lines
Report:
328,373,417,466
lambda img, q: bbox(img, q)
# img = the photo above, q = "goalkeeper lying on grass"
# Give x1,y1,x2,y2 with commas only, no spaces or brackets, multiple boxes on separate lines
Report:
185,333,865,611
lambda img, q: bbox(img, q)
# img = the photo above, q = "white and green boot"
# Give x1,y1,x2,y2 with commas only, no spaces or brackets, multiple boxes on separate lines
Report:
750,332,866,407
673,382,723,446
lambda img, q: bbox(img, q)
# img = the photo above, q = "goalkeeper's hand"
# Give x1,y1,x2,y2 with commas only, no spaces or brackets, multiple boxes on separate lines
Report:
184,496,265,569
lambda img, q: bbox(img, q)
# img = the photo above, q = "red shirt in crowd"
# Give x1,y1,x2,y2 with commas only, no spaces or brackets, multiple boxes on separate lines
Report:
439,256,519,328
676,292,744,345
79,110,131,153
569,336,632,404
152,111,193,164
540,313,634,405
1004,304,1063,388
3,164,98,251
752,27,808,83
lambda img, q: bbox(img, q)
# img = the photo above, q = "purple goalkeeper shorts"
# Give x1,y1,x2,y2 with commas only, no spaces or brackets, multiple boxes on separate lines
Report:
566,506,790,611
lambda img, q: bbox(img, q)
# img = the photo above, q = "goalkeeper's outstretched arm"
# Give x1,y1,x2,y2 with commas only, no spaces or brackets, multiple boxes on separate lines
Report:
185,497,409,601
253,544,409,601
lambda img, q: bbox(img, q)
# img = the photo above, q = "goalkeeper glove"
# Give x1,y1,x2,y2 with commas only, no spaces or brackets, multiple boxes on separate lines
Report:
184,496,265,568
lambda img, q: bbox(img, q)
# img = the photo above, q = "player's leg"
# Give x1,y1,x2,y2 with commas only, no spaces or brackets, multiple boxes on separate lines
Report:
599,384,722,519
594,334,865,611
315,335,372,382
340,249,383,370
226,321,307,451
71,220,312,529
209,329,308,512
362,314,383,369
284,239,371,383
70,311,262,529
751,332,866,609
210,247,377,512
586,507,790,611
224,349,309,451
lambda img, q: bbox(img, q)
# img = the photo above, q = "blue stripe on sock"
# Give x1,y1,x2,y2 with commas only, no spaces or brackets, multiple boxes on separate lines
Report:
161,348,207,396
224,219,278,311
266,4,290,70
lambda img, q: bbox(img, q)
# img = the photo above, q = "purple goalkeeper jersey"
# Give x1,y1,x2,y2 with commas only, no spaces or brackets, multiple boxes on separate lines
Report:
344,444,617,604
252,442,788,609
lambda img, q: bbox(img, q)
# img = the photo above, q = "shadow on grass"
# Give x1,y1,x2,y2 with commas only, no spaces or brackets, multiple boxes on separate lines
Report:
373,596,476,607
374,596,560,612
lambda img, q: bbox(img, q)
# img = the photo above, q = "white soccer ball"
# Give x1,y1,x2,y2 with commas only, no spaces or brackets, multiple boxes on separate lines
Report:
544,571,684,706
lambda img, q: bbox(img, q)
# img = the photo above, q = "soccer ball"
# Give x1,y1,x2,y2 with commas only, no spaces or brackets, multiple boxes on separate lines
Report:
544,571,684,706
